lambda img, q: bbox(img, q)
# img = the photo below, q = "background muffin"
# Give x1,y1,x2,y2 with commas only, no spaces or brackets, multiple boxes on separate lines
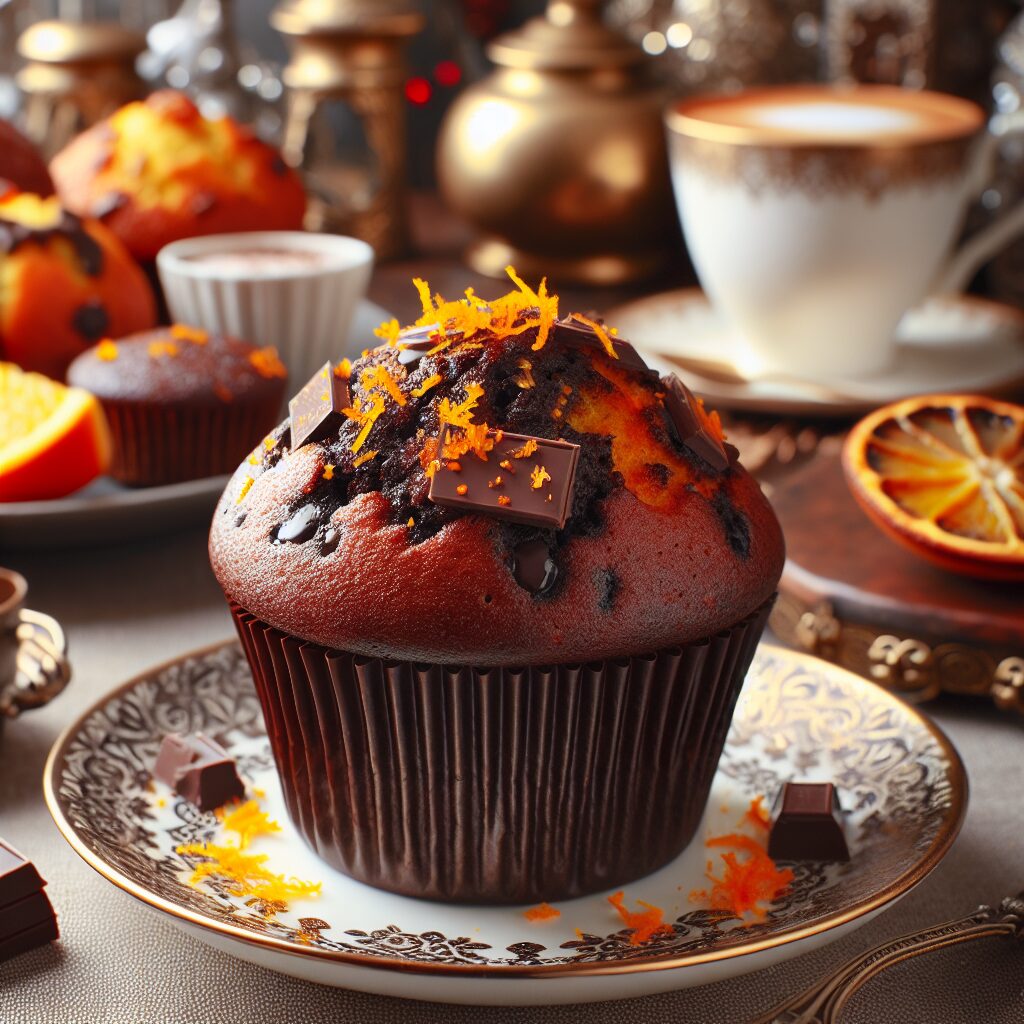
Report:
0,120,53,198
0,193,156,380
211,273,783,904
68,325,287,486
50,91,307,263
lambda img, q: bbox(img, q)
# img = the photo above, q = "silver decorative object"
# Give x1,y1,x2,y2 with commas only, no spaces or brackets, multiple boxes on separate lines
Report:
605,0,822,93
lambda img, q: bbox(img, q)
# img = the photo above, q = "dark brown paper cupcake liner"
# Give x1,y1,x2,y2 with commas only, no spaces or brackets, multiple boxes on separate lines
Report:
101,398,279,486
231,598,773,905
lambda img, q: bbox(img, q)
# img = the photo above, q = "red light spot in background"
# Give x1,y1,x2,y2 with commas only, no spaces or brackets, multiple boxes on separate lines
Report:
434,61,462,87
405,77,432,105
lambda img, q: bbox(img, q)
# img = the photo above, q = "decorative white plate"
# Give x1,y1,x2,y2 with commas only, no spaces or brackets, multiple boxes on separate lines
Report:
0,300,392,549
44,642,966,1006
607,289,1024,417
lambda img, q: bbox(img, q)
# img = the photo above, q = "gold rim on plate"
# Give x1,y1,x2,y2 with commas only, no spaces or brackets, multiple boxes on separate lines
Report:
43,641,967,979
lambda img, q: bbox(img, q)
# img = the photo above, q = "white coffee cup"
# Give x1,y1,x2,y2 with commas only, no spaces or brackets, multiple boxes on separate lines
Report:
157,232,374,392
665,84,1024,380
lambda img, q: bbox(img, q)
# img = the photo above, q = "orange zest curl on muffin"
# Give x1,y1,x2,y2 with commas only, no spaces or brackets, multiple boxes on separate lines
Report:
50,91,306,262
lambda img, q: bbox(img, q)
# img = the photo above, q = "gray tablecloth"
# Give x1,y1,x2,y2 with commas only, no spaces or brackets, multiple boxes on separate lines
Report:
0,529,1021,1024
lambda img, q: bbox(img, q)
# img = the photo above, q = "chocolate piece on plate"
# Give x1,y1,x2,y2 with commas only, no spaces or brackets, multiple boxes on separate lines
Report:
660,373,729,472
768,782,850,862
0,840,46,907
553,314,650,372
154,733,245,812
289,361,351,451
428,426,580,529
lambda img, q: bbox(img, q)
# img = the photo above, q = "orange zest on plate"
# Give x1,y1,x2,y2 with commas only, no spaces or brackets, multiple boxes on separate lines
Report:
843,394,1024,581
523,902,560,923
606,891,673,945
0,362,112,502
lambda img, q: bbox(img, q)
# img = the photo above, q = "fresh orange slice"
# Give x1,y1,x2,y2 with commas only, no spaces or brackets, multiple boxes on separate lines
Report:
0,362,112,502
843,394,1024,581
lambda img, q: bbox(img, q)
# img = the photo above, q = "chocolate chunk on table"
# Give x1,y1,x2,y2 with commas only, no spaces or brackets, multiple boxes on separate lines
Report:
0,840,46,906
428,426,580,529
0,839,59,964
768,782,850,862
154,733,246,812
289,361,351,451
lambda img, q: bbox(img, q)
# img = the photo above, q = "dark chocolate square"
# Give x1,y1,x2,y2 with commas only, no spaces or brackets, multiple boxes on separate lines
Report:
660,374,729,471
768,782,849,862
153,733,246,812
0,891,56,941
552,315,651,372
0,841,45,907
428,426,580,529
0,917,59,964
289,362,352,451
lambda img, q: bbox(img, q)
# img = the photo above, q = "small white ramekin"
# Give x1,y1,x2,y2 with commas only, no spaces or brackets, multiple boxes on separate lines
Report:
156,232,374,391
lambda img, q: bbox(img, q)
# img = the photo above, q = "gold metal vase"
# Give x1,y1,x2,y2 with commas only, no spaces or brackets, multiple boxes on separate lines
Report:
437,0,677,285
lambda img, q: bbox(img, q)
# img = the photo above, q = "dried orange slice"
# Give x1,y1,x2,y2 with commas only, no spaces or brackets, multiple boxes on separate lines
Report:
843,394,1024,581
0,362,111,502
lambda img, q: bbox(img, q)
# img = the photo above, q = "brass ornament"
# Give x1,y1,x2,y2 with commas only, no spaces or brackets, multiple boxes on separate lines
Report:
436,0,677,285
771,592,1024,716
272,0,425,260
16,20,146,157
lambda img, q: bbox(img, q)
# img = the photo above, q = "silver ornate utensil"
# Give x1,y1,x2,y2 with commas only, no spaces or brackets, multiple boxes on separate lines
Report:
755,893,1024,1024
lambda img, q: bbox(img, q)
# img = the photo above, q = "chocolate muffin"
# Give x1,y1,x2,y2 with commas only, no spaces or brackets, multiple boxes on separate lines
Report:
68,326,287,486
210,272,784,904
50,90,306,263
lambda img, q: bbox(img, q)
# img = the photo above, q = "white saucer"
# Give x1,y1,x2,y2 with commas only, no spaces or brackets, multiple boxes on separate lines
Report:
45,642,965,1006
607,289,1024,416
0,300,392,549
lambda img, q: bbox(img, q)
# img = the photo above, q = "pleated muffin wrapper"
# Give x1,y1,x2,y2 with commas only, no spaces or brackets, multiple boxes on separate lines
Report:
101,397,280,487
231,598,773,905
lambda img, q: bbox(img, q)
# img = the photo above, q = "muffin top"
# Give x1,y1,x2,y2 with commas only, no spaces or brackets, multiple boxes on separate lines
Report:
210,271,784,666
0,193,156,379
50,91,306,261
68,326,287,407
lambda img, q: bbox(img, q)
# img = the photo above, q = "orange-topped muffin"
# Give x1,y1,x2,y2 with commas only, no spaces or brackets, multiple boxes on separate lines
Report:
210,271,783,904
0,193,156,380
68,325,287,486
50,91,306,262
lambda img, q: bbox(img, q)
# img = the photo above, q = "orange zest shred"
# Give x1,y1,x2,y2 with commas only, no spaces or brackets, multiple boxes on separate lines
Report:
250,347,287,379
335,359,352,380
170,324,208,344
607,891,672,946
323,463,335,480
96,339,118,361
216,800,281,850
497,495,511,506
512,438,538,459
343,394,386,454
360,364,407,406
176,842,320,904
695,395,726,445
353,449,377,468
570,313,617,359
514,359,535,389
407,516,414,528
524,902,561,923
411,373,442,398
743,796,770,831
689,826,794,922
438,382,485,429
148,340,180,359
530,465,551,490
442,422,497,462
236,476,254,503
374,318,401,346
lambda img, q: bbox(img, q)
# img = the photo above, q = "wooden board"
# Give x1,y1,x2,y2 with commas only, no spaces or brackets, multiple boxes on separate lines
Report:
769,451,1024,713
